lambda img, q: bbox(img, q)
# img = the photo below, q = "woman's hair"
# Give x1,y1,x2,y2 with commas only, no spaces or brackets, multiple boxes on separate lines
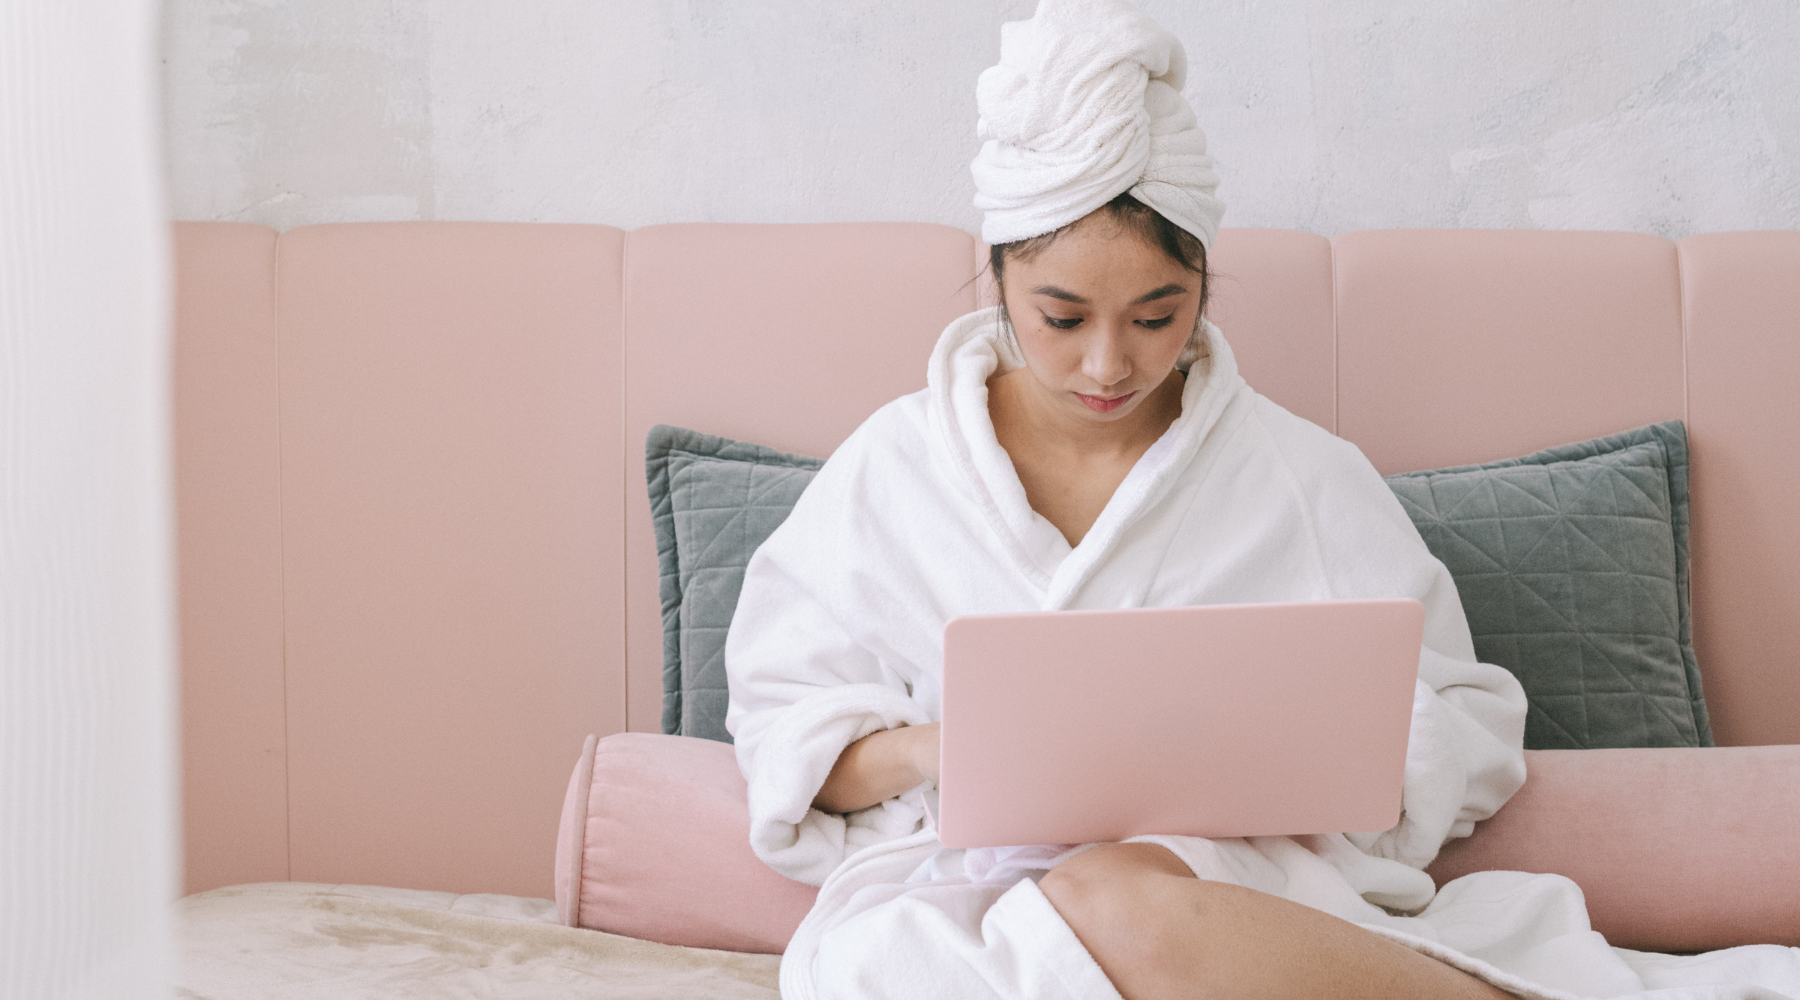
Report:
988,191,1212,318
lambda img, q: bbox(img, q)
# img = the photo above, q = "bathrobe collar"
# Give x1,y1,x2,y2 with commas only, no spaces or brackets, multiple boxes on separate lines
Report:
925,306,1247,606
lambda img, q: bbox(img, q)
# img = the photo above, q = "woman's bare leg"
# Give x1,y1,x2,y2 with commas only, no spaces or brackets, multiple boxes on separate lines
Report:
1037,843,1514,1000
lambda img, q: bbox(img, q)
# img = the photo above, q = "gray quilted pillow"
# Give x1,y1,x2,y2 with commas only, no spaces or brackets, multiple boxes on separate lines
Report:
648,425,823,742
650,421,1710,751
1384,421,1710,750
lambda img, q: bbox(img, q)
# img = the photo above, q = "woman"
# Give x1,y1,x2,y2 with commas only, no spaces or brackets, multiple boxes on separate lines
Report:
725,2,1800,998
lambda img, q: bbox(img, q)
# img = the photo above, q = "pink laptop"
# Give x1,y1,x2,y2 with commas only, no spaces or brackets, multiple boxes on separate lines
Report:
933,599,1425,849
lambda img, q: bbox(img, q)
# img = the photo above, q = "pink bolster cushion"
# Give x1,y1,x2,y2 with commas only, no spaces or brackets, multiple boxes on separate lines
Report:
1426,745,1800,952
555,732,817,953
558,734,1800,955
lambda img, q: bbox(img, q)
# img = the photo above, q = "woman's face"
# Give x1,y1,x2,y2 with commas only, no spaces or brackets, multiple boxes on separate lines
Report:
997,212,1200,427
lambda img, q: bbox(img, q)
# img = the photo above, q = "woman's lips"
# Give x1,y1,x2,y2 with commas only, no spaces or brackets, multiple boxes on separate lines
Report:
1076,391,1134,413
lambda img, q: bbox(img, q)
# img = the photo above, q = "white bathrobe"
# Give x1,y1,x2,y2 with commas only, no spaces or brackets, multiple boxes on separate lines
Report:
724,309,1800,1000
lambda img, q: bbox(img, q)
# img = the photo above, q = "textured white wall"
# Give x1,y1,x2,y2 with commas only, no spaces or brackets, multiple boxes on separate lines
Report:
163,1,1800,237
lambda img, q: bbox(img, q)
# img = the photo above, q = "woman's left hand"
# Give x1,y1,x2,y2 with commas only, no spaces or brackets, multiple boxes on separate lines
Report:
814,721,941,814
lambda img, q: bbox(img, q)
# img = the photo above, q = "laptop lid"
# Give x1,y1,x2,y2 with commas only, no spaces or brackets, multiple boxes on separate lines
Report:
934,599,1424,849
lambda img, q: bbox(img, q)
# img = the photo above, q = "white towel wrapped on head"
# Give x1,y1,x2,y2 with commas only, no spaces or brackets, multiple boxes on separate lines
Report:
972,0,1227,248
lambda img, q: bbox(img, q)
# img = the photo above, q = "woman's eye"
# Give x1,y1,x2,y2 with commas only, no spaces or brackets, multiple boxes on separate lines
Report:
1137,315,1176,330
1042,315,1083,330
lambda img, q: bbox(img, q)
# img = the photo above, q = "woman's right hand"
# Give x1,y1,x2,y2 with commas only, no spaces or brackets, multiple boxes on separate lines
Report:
813,722,941,815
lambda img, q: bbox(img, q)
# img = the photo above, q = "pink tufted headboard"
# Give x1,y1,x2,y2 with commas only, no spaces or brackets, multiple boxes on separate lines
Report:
173,221,1800,899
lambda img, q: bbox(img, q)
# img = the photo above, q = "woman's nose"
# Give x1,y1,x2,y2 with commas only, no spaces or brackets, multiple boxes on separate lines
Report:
1082,328,1131,387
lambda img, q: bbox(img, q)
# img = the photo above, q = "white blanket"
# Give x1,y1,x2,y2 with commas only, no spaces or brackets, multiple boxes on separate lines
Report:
175,883,780,999
725,309,1800,1000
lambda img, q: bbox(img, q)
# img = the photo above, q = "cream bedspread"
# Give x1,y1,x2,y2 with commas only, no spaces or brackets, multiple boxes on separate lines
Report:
175,883,779,1000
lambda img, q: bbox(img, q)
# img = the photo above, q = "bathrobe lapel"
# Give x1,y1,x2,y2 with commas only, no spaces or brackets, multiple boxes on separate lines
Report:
925,307,1247,611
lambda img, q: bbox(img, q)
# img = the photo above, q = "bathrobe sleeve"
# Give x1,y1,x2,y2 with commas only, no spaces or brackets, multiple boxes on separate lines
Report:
1269,406,1530,871
724,438,935,887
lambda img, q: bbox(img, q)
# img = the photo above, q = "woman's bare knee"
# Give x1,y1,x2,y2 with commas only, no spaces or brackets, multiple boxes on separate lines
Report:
1040,844,1221,998
1042,851,1513,1000
1043,843,1192,892
1041,845,1191,931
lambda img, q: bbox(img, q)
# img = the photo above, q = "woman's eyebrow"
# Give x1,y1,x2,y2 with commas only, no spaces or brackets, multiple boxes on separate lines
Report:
1132,283,1189,305
1031,285,1087,303
1028,283,1189,305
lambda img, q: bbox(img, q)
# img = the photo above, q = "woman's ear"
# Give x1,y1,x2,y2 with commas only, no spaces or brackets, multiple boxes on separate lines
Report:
1176,314,1209,371
994,298,1028,371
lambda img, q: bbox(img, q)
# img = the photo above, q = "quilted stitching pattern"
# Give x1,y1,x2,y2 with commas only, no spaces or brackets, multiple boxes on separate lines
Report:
1384,421,1709,749
647,425,823,742
648,421,1709,751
